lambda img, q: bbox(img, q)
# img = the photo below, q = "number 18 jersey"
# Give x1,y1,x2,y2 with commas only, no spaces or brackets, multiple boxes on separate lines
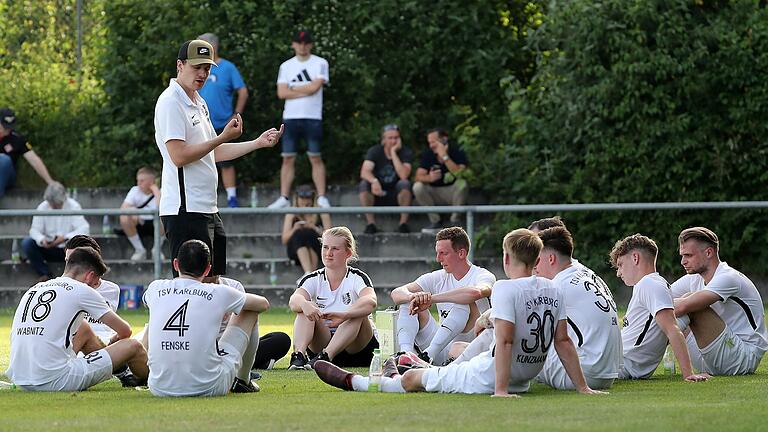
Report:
144,278,245,396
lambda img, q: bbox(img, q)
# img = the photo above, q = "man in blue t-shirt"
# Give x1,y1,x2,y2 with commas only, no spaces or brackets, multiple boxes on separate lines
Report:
198,33,249,208
413,128,469,233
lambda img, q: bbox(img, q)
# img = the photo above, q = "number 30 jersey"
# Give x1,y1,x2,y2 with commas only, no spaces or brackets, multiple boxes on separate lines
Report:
490,275,565,388
144,278,245,396
7,277,111,385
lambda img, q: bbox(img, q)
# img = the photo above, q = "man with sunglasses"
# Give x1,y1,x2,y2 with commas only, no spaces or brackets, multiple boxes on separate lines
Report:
358,123,413,234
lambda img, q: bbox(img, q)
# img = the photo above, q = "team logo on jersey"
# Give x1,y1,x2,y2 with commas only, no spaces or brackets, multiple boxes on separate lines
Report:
191,113,200,127
342,292,351,305
622,317,629,327
440,310,450,319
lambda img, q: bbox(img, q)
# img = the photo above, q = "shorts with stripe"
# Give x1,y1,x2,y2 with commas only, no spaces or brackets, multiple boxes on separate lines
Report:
19,349,113,392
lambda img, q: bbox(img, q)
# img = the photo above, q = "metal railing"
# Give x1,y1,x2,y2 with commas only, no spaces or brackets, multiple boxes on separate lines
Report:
2,201,768,280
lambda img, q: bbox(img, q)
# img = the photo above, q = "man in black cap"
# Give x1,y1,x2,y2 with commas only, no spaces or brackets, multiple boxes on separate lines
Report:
269,30,331,210
0,108,56,199
153,39,283,280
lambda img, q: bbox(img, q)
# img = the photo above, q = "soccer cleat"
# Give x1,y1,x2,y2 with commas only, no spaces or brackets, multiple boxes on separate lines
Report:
364,223,378,235
227,196,240,208
288,351,310,370
395,351,432,375
313,360,354,391
267,196,290,209
308,350,331,369
130,249,146,261
230,377,260,393
418,351,432,364
115,369,145,387
421,221,443,235
316,195,332,208
397,223,411,234
382,356,399,378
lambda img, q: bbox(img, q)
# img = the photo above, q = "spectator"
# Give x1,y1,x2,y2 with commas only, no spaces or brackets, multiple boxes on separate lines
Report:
22,182,89,282
197,33,249,208
269,30,331,209
282,184,332,275
119,167,162,261
413,128,469,233
0,108,56,200
358,123,413,234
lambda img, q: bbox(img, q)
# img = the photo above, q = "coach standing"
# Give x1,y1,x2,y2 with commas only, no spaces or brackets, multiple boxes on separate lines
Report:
154,39,283,279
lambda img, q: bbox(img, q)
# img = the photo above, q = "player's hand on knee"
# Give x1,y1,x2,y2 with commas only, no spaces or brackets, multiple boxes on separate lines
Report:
301,302,323,321
322,312,347,328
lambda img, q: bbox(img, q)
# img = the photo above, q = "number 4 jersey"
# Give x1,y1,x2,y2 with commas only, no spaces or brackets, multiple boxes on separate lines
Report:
143,278,246,396
6,277,111,385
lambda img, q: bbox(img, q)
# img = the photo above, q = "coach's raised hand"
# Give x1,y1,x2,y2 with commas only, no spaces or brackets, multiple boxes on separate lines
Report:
254,123,285,148
219,113,244,142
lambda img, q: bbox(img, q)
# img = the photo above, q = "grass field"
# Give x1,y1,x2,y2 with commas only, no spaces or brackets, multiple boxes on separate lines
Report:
0,308,766,431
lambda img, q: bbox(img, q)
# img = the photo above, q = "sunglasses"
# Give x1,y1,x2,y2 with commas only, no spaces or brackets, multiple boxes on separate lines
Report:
297,191,315,198
382,123,399,132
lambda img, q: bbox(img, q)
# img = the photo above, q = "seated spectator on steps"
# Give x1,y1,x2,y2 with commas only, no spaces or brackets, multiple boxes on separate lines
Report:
119,166,163,261
22,182,89,282
282,184,332,275
413,128,469,234
0,108,56,200
358,123,413,234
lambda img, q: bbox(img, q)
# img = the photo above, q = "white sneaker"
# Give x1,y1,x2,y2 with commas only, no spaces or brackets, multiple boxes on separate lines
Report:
316,195,331,208
151,248,165,261
267,196,290,209
130,249,146,261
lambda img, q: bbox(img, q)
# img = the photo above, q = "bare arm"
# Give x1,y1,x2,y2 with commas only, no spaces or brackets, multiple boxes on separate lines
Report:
325,288,377,326
390,282,424,305
320,213,332,229
430,284,492,305
281,213,296,245
673,290,720,316
414,167,431,183
656,309,708,381
360,160,378,184
242,293,269,313
214,124,283,162
277,79,324,100
234,87,249,115
98,310,132,340
493,319,515,396
389,142,412,180
23,151,55,184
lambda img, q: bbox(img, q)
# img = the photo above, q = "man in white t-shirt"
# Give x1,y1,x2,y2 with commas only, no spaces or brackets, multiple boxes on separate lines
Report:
154,39,282,281
671,227,767,375
315,228,605,397
6,247,148,391
533,226,621,390
268,30,332,209
119,166,162,261
390,227,496,365
610,233,709,382
144,240,269,397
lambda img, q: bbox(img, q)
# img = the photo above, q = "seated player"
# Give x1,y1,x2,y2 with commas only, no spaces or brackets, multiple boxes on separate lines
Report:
534,226,621,390
610,233,708,382
144,240,269,396
119,166,162,261
288,226,378,369
391,227,495,365
315,228,605,397
671,227,767,375
6,247,148,391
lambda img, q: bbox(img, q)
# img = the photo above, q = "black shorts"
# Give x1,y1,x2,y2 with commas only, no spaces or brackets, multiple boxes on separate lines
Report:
286,227,322,264
161,212,226,277
113,220,154,237
308,335,379,367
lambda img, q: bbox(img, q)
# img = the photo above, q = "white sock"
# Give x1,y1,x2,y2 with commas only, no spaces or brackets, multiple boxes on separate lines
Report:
351,375,369,392
381,376,406,393
425,304,470,360
128,234,145,251
226,187,237,199
676,314,690,332
454,329,493,364
397,304,418,352
237,322,260,381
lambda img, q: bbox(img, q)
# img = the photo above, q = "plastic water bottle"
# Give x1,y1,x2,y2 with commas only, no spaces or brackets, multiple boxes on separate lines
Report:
269,261,277,286
663,345,676,376
368,348,382,392
102,215,112,235
69,187,78,201
10,239,20,264
0,380,16,390
250,186,259,208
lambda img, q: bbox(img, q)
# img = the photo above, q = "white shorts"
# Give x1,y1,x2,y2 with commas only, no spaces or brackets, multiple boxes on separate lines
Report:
537,353,615,390
416,315,474,365
149,327,248,397
422,355,530,394
19,349,113,392
686,327,762,375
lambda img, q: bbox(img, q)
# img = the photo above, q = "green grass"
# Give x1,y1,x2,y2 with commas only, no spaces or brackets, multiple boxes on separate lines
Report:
1,308,767,431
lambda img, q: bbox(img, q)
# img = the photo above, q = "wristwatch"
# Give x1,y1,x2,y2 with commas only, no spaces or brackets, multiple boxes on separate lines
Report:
441,155,450,161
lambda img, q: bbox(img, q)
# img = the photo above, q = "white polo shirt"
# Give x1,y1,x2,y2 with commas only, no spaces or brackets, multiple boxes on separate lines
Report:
154,78,218,216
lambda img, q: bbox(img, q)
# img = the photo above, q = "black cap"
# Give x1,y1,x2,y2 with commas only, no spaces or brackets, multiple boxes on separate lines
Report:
292,30,313,43
0,108,16,129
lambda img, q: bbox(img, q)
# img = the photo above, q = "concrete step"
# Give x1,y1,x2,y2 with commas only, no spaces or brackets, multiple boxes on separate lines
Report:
0,232,438,261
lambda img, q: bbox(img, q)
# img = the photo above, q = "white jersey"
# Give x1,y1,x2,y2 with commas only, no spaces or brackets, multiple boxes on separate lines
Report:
671,262,768,355
415,264,495,323
298,267,372,314
217,277,245,337
154,78,218,215
621,272,675,378
553,264,621,378
489,276,565,390
6,277,111,385
83,279,121,341
144,278,246,396
277,55,329,120
123,186,158,221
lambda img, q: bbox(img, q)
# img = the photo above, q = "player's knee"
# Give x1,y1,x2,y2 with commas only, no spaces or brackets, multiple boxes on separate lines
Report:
401,370,423,392
448,341,468,360
308,155,324,165
282,156,296,166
